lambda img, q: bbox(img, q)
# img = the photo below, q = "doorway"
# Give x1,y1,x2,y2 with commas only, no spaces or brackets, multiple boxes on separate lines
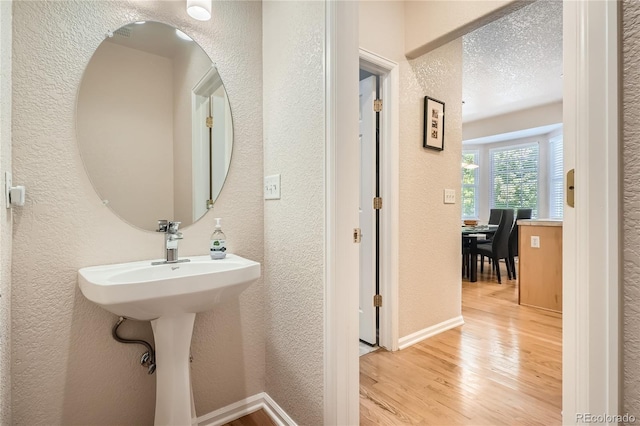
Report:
358,70,379,349
325,0,620,423
358,49,400,353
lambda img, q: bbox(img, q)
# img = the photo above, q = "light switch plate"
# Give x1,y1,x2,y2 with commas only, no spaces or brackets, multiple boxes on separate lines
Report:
264,174,281,200
531,235,540,248
444,189,456,204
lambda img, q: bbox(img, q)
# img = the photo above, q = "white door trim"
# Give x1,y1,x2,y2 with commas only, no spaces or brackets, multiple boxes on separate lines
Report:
324,1,359,425
563,0,620,423
358,48,400,351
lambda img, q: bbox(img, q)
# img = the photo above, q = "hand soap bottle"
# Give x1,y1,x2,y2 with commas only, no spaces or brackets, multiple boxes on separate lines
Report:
210,218,227,259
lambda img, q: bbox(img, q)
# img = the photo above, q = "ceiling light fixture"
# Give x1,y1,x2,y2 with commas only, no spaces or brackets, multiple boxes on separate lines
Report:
461,162,479,170
187,0,212,21
175,29,193,41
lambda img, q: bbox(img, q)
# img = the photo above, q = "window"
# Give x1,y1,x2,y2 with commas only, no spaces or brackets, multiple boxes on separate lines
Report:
461,151,479,219
490,144,539,217
549,136,564,218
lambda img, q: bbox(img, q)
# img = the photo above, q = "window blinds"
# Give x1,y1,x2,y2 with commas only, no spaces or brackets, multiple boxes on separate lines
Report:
549,137,564,219
490,144,539,217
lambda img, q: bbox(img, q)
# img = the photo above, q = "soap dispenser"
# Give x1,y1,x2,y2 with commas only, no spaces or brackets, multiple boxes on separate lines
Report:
210,218,227,259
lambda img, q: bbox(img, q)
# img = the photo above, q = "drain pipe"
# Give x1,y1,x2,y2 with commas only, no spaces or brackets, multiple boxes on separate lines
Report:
112,317,156,374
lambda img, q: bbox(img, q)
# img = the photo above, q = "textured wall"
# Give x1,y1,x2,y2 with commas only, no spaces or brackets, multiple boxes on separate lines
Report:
0,1,12,423
622,0,640,418
11,1,263,424
399,40,463,337
262,2,325,424
360,1,462,340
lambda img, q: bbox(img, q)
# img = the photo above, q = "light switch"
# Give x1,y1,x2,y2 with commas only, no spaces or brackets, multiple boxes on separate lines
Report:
531,236,540,248
444,189,456,204
264,174,281,200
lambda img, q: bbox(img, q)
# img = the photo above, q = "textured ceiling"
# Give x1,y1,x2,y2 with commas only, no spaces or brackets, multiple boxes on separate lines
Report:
462,0,563,123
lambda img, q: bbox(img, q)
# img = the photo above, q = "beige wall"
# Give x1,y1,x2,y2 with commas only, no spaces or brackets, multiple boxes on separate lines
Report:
404,0,526,58
11,1,263,424
360,0,406,62
360,1,463,340
399,42,464,336
622,0,640,417
263,1,325,424
77,42,175,230
0,0,12,423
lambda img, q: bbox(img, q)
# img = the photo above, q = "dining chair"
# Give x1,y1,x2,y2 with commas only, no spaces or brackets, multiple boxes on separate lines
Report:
478,209,503,262
507,208,533,279
474,209,515,284
488,209,503,225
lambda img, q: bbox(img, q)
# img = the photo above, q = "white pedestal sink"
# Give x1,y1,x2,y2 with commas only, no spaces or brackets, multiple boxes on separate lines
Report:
78,254,260,426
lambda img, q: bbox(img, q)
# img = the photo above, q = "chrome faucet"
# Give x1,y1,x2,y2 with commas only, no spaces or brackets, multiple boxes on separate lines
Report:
152,220,191,265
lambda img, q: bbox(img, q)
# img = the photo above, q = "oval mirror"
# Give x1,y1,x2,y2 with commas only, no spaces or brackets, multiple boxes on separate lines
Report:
77,21,233,231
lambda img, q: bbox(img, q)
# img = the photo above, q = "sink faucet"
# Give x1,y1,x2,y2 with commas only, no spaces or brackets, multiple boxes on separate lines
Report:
152,220,191,265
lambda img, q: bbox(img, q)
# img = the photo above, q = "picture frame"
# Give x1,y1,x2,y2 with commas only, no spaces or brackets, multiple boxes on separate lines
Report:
423,96,445,151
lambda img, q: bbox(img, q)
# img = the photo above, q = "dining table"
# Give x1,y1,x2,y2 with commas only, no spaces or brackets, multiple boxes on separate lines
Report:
462,225,498,282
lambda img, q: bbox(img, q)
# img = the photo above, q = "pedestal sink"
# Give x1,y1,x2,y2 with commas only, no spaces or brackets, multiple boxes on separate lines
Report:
78,254,260,426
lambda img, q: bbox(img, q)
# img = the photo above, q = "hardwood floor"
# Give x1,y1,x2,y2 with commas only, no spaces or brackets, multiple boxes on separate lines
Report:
225,263,562,426
360,263,562,425
222,409,276,426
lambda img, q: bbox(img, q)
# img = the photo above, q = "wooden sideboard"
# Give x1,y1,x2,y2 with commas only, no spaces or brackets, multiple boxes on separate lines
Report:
518,220,562,313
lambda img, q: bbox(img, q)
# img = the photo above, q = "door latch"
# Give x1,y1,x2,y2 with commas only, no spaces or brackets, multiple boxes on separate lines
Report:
353,228,362,243
567,169,575,208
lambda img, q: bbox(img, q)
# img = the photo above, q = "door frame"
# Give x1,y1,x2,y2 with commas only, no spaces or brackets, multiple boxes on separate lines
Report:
562,0,620,422
325,0,621,424
323,1,359,424
359,49,400,352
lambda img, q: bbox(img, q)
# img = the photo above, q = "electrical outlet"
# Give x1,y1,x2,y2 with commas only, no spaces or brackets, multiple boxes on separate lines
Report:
264,174,281,200
531,236,540,248
444,189,456,204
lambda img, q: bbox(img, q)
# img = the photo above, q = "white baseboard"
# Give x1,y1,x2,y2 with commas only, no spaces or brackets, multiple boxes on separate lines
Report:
398,315,464,350
194,392,297,426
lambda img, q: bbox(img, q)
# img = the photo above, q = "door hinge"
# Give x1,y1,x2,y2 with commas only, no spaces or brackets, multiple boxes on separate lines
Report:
373,197,382,210
373,99,382,112
206,116,213,128
353,228,362,243
373,294,382,307
567,169,575,208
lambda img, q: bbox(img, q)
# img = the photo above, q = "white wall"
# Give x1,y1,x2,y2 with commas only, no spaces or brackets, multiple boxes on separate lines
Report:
463,101,563,141
360,1,463,341
263,1,325,424
622,0,640,417
77,41,175,230
0,1,12,423
404,0,524,59
11,1,264,424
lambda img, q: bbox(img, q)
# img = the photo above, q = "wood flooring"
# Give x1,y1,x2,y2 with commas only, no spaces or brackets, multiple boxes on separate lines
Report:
222,408,276,426
226,262,562,426
360,263,562,425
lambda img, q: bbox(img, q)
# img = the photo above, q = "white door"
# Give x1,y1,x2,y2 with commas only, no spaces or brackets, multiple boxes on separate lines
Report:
359,75,377,345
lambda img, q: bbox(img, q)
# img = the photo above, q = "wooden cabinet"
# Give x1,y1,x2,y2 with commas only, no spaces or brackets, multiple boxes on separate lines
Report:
518,220,562,313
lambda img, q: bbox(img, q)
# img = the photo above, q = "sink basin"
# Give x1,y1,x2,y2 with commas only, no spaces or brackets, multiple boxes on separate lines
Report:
78,254,260,320
78,253,260,426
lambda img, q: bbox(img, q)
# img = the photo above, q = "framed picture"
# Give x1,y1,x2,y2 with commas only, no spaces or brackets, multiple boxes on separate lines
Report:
423,96,445,151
